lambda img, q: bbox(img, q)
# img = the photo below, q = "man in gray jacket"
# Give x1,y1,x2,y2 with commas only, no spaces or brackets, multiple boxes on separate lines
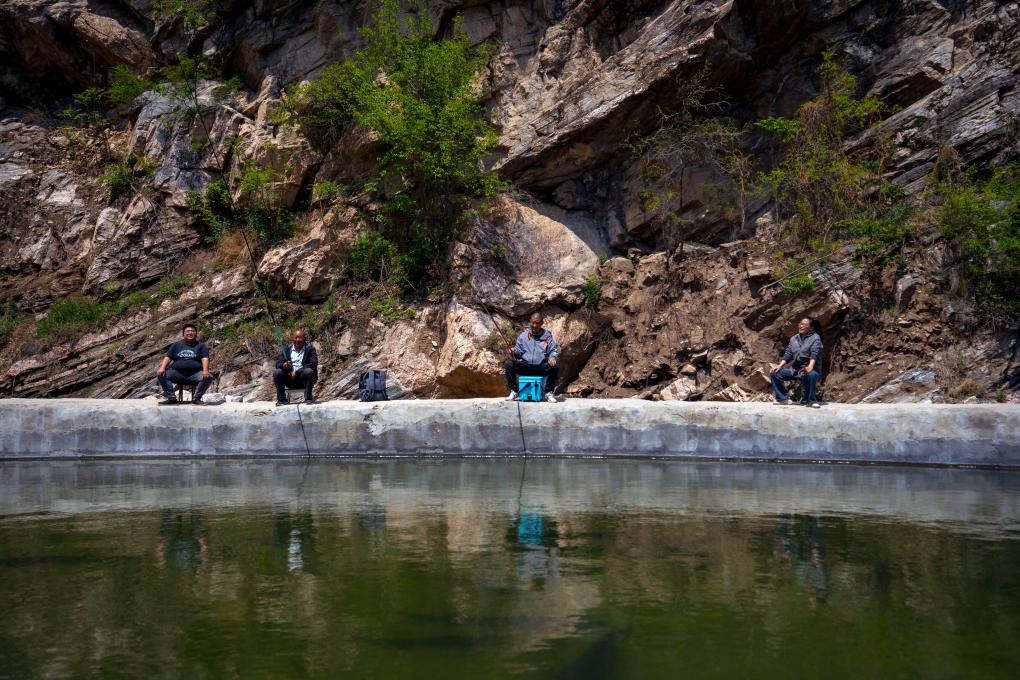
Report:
769,317,823,407
505,311,559,402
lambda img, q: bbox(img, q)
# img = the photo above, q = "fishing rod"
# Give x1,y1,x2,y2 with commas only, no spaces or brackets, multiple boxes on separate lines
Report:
477,300,529,456
237,227,314,459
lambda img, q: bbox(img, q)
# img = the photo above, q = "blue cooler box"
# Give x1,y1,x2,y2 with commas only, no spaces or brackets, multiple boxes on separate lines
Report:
517,376,546,402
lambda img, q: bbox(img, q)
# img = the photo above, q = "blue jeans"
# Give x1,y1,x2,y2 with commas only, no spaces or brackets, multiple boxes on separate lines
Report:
158,368,212,401
771,367,820,403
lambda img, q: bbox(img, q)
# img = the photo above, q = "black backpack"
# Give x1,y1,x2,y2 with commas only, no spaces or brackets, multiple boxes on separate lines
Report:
358,369,389,402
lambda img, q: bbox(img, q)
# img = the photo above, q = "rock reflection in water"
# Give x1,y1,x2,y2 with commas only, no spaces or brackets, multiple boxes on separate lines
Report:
0,460,1018,679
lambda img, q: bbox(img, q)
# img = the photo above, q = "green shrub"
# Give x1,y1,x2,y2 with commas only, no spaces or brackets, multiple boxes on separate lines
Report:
0,301,19,348
938,164,1020,319
348,231,398,281
757,51,888,246
781,274,816,296
152,0,214,27
189,173,293,246
370,290,416,323
583,274,604,307
280,0,501,289
106,65,152,106
840,204,915,264
102,162,134,198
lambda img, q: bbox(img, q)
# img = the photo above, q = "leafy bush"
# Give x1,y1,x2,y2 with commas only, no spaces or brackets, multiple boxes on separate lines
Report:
370,290,416,323
102,162,134,198
781,275,816,296
583,274,604,307
757,51,887,246
631,67,752,249
0,301,19,349
348,231,398,281
938,164,1020,320
152,0,214,27
188,172,294,246
280,0,501,288
106,65,152,106
839,204,915,264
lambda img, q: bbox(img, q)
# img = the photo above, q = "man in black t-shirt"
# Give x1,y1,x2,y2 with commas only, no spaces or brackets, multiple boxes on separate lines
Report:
156,323,212,404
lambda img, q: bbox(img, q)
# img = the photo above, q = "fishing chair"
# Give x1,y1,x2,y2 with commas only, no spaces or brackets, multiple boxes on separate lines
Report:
175,371,220,401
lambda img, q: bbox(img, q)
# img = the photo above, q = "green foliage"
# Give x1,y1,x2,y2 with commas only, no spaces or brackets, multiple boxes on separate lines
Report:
281,0,501,288
348,231,398,281
757,51,888,246
781,274,816,296
59,87,109,126
490,243,506,259
106,65,152,106
583,274,604,307
188,170,294,245
840,204,915,264
157,56,214,101
101,155,155,200
937,164,1020,320
312,181,343,203
152,0,214,27
370,290,416,323
756,117,802,141
0,300,19,349
632,66,753,249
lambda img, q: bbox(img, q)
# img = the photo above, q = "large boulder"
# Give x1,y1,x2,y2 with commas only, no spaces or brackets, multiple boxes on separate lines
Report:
435,299,506,398
469,195,604,317
256,208,358,301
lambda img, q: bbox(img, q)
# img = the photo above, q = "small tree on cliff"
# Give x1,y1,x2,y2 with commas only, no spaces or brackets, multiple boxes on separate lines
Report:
280,0,500,287
757,51,886,247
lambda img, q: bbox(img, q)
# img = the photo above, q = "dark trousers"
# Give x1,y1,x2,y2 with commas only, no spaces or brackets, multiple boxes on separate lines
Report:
771,367,821,403
505,360,558,395
158,368,212,401
274,367,316,402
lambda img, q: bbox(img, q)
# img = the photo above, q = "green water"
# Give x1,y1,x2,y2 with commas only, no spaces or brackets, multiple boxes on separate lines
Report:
1,460,1018,679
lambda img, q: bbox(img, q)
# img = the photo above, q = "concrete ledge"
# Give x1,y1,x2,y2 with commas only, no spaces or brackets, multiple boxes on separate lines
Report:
0,398,1018,467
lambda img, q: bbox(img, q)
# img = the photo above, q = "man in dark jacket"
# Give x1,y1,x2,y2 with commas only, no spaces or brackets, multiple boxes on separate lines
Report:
505,311,559,402
769,317,823,407
156,323,212,404
274,329,318,406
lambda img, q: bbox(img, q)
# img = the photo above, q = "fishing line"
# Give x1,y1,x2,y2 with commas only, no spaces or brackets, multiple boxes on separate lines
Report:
478,300,529,456
182,94,314,458
238,227,313,459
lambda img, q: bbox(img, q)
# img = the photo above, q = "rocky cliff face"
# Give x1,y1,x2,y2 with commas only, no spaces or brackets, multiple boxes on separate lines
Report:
1,0,1018,403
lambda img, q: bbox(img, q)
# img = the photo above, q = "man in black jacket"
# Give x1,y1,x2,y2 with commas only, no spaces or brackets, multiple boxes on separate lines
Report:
274,329,318,406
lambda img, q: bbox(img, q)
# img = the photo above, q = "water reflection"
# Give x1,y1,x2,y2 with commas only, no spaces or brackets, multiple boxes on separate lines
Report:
156,510,207,572
773,515,827,607
0,460,1017,679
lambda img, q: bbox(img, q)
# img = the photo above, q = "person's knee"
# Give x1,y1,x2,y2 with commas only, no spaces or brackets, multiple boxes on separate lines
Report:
273,368,286,382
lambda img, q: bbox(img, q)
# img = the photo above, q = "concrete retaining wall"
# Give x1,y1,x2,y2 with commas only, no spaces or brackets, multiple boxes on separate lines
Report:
1,398,1018,467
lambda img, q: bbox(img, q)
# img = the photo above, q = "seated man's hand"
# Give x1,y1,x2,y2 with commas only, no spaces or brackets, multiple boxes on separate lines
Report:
291,372,298,380
506,347,515,359
202,370,210,380
548,357,557,367
156,367,165,377
769,363,781,373
283,361,292,371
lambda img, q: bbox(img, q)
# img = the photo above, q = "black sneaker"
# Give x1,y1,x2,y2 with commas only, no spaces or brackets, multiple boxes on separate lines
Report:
191,400,208,406
158,398,179,406
275,400,289,407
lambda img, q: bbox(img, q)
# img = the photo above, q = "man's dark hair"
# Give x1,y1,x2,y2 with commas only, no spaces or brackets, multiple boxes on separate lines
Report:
182,322,198,332
529,311,544,322
806,316,822,338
